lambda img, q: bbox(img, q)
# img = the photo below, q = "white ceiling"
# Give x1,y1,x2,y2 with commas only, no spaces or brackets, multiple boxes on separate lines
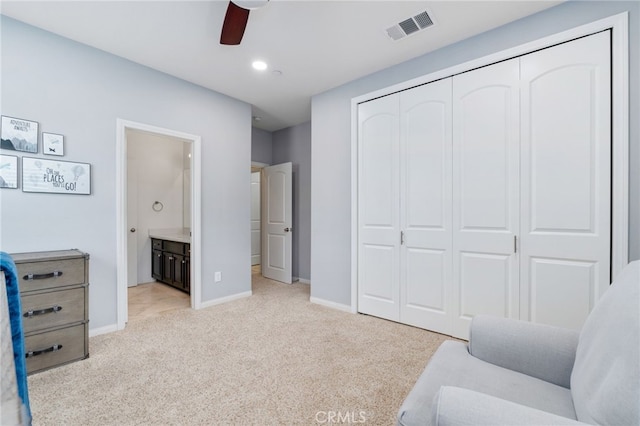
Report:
1,0,563,131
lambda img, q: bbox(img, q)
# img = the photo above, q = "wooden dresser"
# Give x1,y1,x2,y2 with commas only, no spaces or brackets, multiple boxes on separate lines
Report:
11,250,89,374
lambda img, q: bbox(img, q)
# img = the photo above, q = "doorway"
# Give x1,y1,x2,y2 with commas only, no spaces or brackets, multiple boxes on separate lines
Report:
250,161,293,284
251,162,266,269
251,161,268,280
116,119,202,330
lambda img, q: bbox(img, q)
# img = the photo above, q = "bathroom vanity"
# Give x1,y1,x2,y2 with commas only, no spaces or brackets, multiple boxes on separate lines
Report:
149,229,190,294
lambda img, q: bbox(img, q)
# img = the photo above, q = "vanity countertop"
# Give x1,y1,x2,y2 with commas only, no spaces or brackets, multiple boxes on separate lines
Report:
148,228,191,244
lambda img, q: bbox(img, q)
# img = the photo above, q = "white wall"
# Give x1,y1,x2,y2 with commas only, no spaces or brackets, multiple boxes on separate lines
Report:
0,17,252,330
310,1,640,306
127,129,186,284
183,142,192,229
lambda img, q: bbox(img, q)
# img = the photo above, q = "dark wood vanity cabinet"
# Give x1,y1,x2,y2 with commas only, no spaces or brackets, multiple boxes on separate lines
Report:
151,238,190,294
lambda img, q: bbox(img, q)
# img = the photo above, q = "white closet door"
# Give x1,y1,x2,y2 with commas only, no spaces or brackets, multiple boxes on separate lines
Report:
520,31,611,330
357,94,400,321
400,79,453,334
452,59,521,339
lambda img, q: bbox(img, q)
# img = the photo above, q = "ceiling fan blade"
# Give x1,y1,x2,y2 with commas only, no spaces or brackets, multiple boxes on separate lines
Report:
220,1,250,45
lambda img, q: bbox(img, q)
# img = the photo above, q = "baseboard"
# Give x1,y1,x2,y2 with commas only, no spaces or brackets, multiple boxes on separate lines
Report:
89,323,119,337
293,276,311,285
199,291,252,309
309,296,354,313
90,292,253,335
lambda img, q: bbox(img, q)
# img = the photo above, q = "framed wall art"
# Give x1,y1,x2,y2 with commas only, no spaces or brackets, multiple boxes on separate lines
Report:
43,132,64,156
22,157,91,195
0,155,18,189
1,115,38,153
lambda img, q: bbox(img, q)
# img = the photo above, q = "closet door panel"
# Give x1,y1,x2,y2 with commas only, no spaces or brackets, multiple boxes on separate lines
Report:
452,59,520,339
404,90,448,230
400,79,453,334
459,252,513,318
458,92,511,230
405,248,446,311
357,94,400,321
527,66,596,233
529,258,596,330
520,31,611,330
360,244,396,301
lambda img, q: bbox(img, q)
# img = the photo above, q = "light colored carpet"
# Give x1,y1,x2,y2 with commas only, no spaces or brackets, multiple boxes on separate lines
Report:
27,272,451,425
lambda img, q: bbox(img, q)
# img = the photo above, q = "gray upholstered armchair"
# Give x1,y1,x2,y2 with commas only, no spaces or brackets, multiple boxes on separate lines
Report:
398,261,639,426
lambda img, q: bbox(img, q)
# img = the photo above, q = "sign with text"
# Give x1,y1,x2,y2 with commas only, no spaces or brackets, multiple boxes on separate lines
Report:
22,157,91,195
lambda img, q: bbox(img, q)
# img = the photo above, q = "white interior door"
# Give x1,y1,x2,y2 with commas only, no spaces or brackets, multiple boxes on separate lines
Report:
452,58,521,339
399,78,453,334
262,162,292,283
251,171,261,266
519,31,611,330
126,154,138,287
357,94,400,321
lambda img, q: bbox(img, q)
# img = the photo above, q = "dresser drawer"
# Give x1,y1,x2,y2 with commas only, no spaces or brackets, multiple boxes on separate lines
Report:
21,287,86,334
16,257,86,292
24,323,88,374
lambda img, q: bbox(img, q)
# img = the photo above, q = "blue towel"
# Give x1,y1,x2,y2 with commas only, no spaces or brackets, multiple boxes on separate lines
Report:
1,251,31,423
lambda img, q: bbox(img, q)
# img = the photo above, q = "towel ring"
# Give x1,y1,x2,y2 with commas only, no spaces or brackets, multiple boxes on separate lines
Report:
152,201,163,212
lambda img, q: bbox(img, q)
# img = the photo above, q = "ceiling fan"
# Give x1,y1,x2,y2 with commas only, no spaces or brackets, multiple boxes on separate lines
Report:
220,0,269,45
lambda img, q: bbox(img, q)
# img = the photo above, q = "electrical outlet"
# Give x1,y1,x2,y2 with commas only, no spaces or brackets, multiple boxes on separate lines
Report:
214,271,222,282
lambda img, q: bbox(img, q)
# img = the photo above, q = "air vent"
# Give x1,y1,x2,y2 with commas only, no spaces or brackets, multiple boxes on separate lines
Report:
414,11,433,29
398,18,419,36
385,10,434,41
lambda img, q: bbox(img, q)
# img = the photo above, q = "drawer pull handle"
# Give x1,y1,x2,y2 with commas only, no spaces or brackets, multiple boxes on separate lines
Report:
23,305,63,318
23,271,63,281
25,344,63,358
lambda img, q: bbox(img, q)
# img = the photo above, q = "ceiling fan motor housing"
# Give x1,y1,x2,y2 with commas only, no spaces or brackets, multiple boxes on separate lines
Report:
232,0,268,10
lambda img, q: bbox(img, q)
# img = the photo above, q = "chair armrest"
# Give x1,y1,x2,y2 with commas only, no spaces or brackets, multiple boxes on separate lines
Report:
432,386,588,426
468,315,579,388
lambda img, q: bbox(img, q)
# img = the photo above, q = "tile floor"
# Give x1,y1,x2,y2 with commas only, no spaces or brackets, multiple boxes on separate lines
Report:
128,266,262,321
127,281,189,321
128,265,261,321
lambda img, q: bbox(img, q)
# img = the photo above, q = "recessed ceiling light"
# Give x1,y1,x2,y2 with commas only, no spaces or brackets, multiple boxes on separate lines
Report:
252,60,268,71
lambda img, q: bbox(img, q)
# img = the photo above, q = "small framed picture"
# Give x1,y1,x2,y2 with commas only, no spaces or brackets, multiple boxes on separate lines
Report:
1,115,38,153
0,154,19,189
43,132,64,156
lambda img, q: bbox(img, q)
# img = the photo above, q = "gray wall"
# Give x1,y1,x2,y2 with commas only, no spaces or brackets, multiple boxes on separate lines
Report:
273,121,311,281
310,1,640,306
0,17,252,330
251,127,273,165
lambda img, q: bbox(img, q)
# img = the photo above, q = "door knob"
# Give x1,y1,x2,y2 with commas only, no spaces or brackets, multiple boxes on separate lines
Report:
130,228,136,233
284,227,292,232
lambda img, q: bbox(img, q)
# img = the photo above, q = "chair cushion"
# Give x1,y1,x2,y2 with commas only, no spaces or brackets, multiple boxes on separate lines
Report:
398,340,576,426
571,260,640,425
432,386,590,426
